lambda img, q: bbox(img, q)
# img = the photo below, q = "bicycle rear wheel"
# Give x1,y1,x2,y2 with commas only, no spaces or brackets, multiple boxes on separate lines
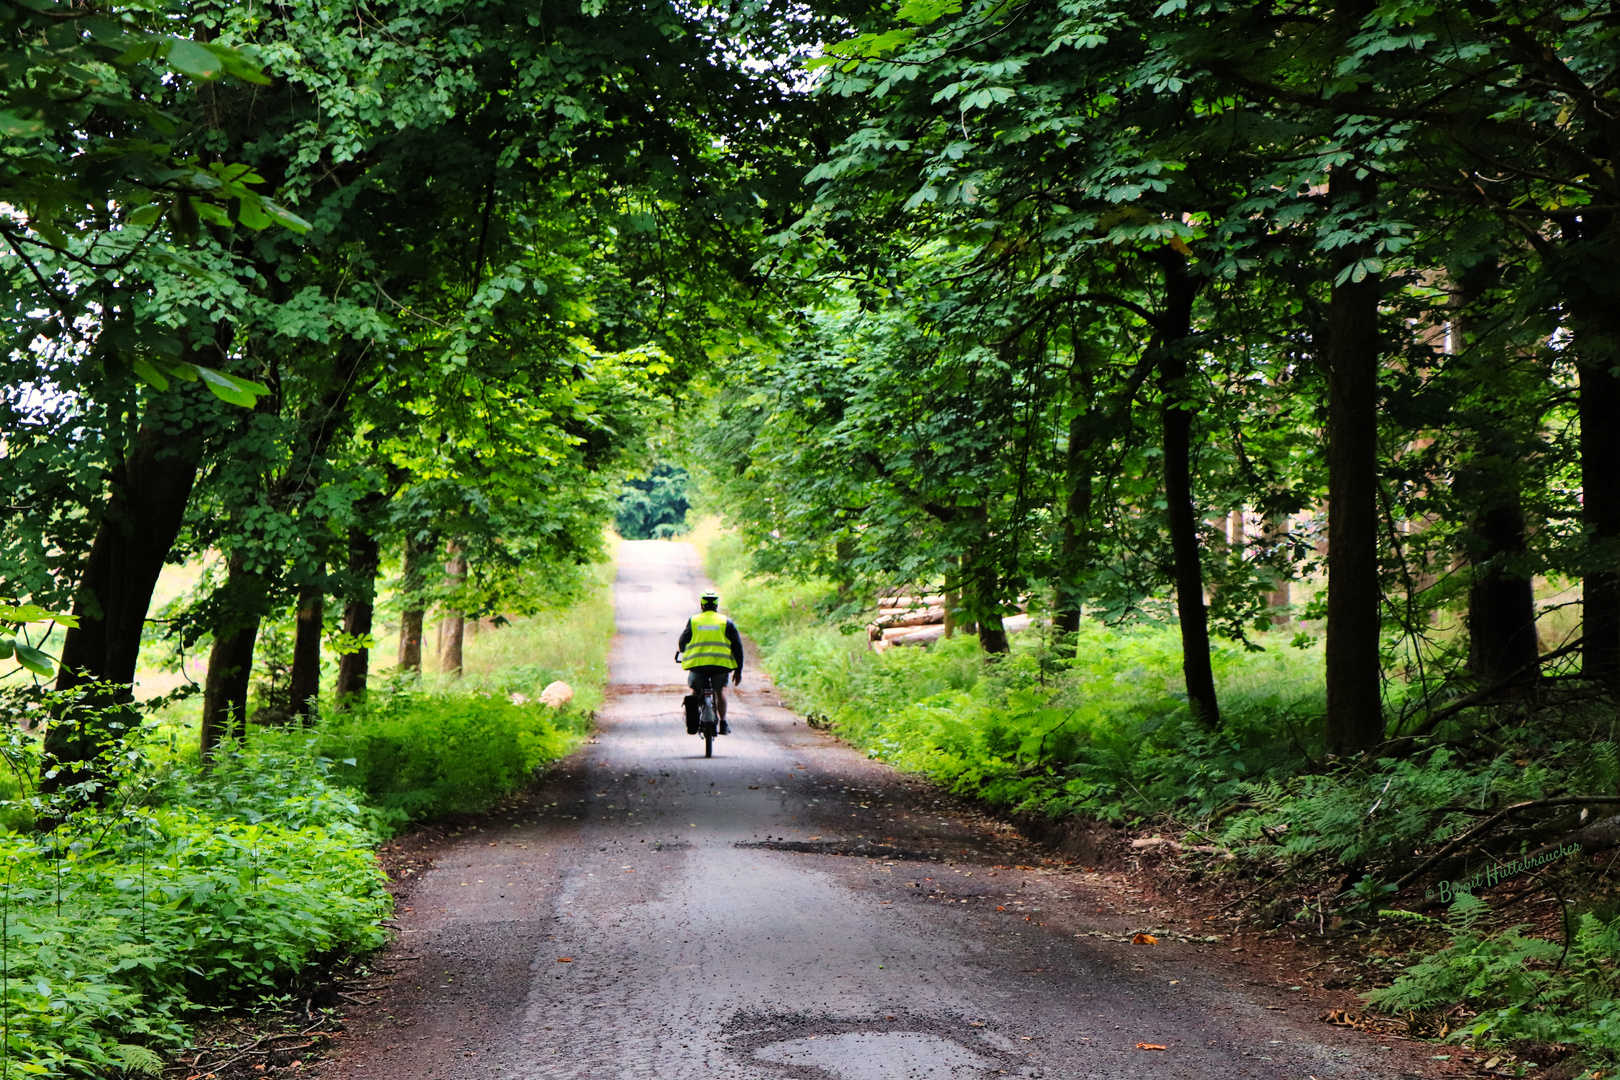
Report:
699,692,718,758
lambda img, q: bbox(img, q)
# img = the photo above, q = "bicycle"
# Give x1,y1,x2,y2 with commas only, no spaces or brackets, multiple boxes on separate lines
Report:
694,687,720,758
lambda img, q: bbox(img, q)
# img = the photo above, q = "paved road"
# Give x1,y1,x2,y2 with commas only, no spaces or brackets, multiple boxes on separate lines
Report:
320,540,1432,1080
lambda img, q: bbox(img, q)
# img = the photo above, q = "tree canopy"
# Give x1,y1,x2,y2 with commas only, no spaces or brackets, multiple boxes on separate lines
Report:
3,0,1618,767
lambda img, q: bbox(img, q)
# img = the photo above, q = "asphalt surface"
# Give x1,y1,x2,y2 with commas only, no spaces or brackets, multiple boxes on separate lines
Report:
319,540,1434,1080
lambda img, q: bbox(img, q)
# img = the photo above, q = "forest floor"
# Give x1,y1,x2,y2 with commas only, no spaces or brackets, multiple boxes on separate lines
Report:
297,540,1461,1080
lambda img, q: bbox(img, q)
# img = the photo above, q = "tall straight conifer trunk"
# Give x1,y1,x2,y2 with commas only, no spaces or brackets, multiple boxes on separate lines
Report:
1454,266,1539,688
1468,501,1538,684
1153,250,1220,727
1053,339,1097,645
1322,165,1385,754
1570,208,1620,687
1579,330,1620,688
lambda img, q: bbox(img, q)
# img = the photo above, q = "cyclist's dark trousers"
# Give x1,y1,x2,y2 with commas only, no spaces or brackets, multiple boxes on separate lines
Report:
686,666,731,720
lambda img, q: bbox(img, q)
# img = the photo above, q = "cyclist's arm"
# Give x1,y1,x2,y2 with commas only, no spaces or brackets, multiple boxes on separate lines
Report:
677,619,693,651
725,620,744,672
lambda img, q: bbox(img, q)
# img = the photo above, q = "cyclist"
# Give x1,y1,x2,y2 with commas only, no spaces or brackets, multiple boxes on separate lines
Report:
676,589,743,734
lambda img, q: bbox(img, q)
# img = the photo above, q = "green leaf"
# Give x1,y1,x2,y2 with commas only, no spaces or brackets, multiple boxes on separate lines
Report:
0,638,13,661
132,356,170,391
218,50,272,85
894,0,961,26
167,40,226,80
0,109,45,137
234,195,273,231
13,642,55,676
195,366,269,407
111,1044,164,1078
127,203,165,226
0,604,74,626
193,200,232,227
261,200,312,234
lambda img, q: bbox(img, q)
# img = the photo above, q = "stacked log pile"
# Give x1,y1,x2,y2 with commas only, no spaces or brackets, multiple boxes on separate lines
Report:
867,595,1032,653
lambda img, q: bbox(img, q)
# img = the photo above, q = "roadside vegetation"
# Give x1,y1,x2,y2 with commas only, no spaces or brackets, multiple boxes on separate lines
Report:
4,0,1616,1074
700,522,1620,1066
0,576,606,1076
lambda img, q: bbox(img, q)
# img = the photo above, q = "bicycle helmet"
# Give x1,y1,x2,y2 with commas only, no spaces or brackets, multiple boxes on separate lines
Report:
700,589,720,607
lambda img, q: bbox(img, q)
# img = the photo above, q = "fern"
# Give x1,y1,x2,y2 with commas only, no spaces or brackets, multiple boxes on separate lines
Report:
1576,741,1620,796
111,1043,165,1077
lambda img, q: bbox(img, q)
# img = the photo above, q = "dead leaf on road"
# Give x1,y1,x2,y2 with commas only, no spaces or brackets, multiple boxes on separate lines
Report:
1136,1042,1168,1051
1132,933,1158,945
557,957,574,963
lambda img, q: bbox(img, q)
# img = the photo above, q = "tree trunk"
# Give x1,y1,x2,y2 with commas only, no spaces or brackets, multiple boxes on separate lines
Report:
1054,349,1098,644
198,615,261,756
1573,207,1620,687
973,558,1010,655
44,409,205,793
956,517,1007,654
198,555,268,757
1322,164,1386,755
288,580,323,721
1467,501,1539,685
1579,353,1620,687
1154,250,1220,727
439,545,468,677
335,526,381,699
1454,262,1539,689
1261,510,1292,623
834,534,856,597
397,533,427,673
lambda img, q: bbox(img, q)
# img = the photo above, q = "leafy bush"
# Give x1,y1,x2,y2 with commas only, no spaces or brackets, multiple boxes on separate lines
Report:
0,730,389,1078
318,690,588,821
0,566,612,1076
615,462,690,539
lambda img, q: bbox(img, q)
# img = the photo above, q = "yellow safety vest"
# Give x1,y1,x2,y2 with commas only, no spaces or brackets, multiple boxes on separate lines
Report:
682,610,736,669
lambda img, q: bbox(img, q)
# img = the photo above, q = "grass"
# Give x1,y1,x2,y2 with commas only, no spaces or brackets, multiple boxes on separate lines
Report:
134,554,616,762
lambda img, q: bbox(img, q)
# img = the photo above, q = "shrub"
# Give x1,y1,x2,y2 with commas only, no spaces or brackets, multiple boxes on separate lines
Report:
317,690,588,821
0,729,390,1078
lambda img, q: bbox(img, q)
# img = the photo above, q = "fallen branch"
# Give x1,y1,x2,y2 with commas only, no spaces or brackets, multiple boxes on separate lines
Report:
1393,794,1620,892
1130,836,1234,858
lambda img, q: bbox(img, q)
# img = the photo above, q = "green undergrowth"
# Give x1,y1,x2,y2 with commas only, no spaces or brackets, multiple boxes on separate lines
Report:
700,525,1620,1063
1370,894,1620,1056
701,525,1326,826
317,689,590,823
0,728,390,1078
0,569,611,1076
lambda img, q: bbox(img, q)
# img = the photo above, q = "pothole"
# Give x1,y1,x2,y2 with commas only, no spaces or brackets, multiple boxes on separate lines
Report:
754,1031,996,1078
722,1010,1016,1078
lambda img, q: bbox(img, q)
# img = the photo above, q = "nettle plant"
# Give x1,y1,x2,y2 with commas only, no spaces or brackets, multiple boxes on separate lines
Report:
0,687,390,1077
